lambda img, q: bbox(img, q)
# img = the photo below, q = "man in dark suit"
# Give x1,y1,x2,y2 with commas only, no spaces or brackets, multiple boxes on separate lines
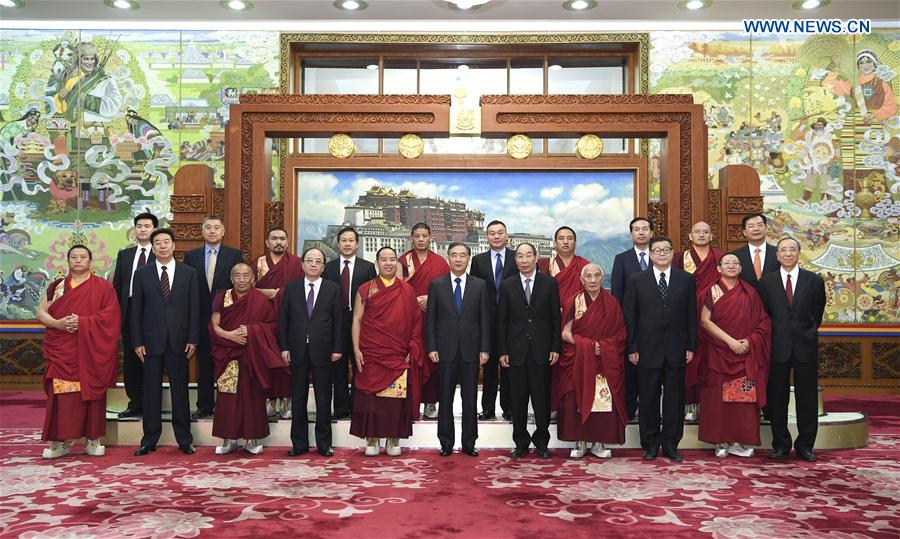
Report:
758,237,825,463
111,212,157,418
426,242,491,457
280,247,343,457
182,216,243,419
624,235,697,462
610,216,654,419
323,226,376,419
470,219,519,421
131,228,199,456
731,212,779,290
498,243,561,459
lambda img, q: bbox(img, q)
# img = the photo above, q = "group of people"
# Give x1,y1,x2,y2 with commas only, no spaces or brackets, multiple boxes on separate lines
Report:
38,210,825,463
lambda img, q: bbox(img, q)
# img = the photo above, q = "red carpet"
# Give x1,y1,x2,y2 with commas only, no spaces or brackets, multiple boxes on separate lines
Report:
1,392,898,538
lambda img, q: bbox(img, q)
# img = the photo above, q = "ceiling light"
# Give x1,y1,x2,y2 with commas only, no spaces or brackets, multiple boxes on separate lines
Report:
446,0,491,10
333,0,367,10
0,0,25,8
676,0,712,11
104,0,140,9
457,65,469,71
220,0,254,10
792,0,829,9
548,64,562,71
562,0,597,10
366,64,379,70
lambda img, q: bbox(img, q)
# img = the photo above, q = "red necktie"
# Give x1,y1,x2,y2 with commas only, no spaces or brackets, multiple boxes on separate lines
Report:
137,247,147,268
341,260,351,309
786,273,793,305
160,266,171,300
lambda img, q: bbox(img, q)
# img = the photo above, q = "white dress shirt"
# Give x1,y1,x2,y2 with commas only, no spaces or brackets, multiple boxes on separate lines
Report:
156,259,175,283
128,242,151,297
491,248,506,277
634,245,650,268
780,265,799,292
304,276,322,309
520,270,536,291
340,256,355,309
748,242,767,271
652,266,671,286
450,271,468,298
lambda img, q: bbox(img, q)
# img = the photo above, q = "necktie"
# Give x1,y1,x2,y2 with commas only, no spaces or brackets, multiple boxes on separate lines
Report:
786,273,793,305
494,253,503,290
753,248,762,280
160,265,171,299
639,251,648,271
658,272,669,302
454,277,463,313
341,260,351,309
137,247,147,268
524,278,532,306
207,248,217,291
307,283,315,317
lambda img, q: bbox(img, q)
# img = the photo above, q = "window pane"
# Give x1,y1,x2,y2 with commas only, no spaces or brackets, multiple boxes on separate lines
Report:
419,58,507,98
510,57,543,95
384,57,417,94
547,57,625,95
302,57,379,94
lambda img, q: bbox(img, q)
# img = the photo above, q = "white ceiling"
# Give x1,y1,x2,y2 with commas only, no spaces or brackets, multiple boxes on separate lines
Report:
1,0,898,27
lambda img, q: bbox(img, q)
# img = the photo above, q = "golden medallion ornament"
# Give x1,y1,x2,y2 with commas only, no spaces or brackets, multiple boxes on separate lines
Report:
328,134,356,158
398,134,424,159
507,134,533,159
576,134,604,159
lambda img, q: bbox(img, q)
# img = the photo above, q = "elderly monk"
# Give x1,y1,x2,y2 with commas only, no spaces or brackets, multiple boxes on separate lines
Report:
559,263,627,459
36,245,120,459
351,246,426,457
255,227,304,420
539,226,590,416
672,221,722,421
210,263,283,455
698,253,771,458
397,222,450,420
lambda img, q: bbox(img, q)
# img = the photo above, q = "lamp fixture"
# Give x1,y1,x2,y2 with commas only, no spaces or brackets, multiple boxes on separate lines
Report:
104,0,140,9
457,64,470,71
548,64,562,71
792,0,829,9
0,0,25,8
562,0,598,10
333,0,367,10
446,0,491,10
220,0,254,10
676,0,712,11
366,64,379,70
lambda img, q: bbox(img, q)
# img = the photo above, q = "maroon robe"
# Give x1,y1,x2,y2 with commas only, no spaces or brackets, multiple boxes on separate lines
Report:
255,252,303,399
673,246,722,402
398,249,449,410
557,288,627,444
539,254,590,412
697,279,771,445
42,275,120,441
350,278,425,438
210,288,284,440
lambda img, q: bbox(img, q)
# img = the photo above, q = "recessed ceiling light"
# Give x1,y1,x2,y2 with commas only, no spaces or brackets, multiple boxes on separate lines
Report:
446,0,491,10
220,0,254,10
104,0,140,10
0,0,25,8
676,0,712,11
548,64,562,71
562,0,597,10
366,64,379,70
792,0,829,9
333,0,367,10
458,65,470,71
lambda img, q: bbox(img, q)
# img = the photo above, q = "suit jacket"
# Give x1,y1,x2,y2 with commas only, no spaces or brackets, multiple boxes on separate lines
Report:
732,243,779,290
183,244,243,318
111,244,155,326
425,274,491,362
497,272,561,366
279,279,343,367
623,268,697,368
611,247,648,305
131,262,199,356
471,248,519,307
758,269,825,364
323,255,377,310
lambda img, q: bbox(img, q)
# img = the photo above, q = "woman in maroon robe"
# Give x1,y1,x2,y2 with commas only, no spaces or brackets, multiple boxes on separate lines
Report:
36,245,120,459
697,253,771,458
210,263,283,455
351,246,425,456
559,264,627,459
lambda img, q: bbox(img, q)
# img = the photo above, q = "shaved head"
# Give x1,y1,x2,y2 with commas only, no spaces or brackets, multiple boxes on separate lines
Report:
581,262,603,278
231,262,253,276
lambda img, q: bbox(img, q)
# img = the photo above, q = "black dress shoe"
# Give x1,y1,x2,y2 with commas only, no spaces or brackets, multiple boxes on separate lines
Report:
179,444,195,455
502,412,512,421
509,448,527,458
190,409,214,421
662,448,684,462
117,407,142,419
318,447,334,457
643,448,658,460
535,448,552,459
769,448,791,460
477,412,496,420
439,447,453,457
462,446,479,457
796,449,817,462
134,445,156,456
288,447,309,457
332,413,350,420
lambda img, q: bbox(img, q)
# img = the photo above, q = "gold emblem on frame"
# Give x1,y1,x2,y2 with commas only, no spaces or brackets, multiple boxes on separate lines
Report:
398,134,425,159
576,134,604,159
328,134,356,158
507,134,533,159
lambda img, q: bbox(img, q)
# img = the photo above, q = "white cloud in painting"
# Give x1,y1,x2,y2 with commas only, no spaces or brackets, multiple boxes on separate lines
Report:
540,186,563,200
297,172,345,224
351,176,447,199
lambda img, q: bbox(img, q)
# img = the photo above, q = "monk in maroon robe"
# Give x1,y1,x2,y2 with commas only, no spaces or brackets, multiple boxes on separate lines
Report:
672,221,722,418
559,263,627,459
36,245,120,459
698,253,771,458
254,227,303,418
210,263,283,455
398,223,449,419
539,226,590,413
351,246,425,456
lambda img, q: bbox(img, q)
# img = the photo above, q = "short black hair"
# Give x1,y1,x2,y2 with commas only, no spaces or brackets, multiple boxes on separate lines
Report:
67,244,92,260
133,212,158,228
150,227,176,244
515,242,537,257
649,235,673,251
376,245,397,259
266,227,288,239
411,222,431,235
629,217,654,232
202,215,224,227
337,226,359,242
554,226,576,241
776,236,801,251
741,212,767,228
447,242,471,256
302,247,326,261
486,220,507,231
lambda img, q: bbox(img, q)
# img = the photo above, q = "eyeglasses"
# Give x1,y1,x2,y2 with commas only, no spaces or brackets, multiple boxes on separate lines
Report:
650,247,673,255
777,247,799,253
